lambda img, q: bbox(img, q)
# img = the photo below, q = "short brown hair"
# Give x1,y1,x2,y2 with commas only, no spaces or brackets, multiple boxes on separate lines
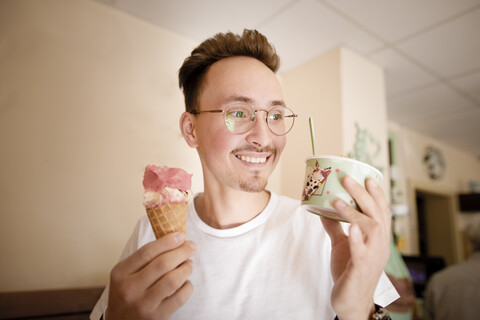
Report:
178,29,280,113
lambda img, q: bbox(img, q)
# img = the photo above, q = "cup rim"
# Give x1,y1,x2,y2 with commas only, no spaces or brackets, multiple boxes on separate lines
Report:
305,155,383,179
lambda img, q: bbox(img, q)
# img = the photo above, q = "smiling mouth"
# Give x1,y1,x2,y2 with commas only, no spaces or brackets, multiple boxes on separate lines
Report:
236,155,268,164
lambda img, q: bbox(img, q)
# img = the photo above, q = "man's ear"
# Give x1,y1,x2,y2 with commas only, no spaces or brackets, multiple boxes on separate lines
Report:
180,112,198,148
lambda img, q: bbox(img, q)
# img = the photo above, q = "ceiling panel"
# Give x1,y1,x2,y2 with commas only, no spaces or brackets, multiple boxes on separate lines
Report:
450,71,480,103
96,0,296,41
398,8,480,78
407,106,478,137
407,108,480,157
259,0,383,72
370,48,437,97
323,0,480,42
387,83,474,124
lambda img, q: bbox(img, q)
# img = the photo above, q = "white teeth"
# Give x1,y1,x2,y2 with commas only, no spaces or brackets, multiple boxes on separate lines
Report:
239,155,267,164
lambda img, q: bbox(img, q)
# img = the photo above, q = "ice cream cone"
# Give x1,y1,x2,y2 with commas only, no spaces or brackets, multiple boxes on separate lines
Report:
146,202,188,239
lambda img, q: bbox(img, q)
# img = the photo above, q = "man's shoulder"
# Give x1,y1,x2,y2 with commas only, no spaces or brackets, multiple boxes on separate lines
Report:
269,191,322,227
270,191,304,215
273,192,301,206
429,257,480,286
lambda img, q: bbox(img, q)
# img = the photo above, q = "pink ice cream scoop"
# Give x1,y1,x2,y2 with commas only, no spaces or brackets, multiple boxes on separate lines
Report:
142,165,193,209
143,165,192,192
142,165,193,238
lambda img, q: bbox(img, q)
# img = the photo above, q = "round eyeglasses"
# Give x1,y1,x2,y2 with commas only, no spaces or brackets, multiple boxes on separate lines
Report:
190,105,298,136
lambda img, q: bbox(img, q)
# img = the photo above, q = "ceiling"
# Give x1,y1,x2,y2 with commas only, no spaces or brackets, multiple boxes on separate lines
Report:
96,0,480,159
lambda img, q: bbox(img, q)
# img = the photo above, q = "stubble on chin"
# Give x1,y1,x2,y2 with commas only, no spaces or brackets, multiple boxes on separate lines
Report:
238,175,268,193
229,145,277,192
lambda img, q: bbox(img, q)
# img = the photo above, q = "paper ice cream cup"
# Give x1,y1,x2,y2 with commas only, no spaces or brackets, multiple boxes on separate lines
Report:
301,155,383,221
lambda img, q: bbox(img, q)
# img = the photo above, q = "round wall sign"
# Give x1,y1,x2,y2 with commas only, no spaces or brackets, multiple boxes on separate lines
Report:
423,146,445,180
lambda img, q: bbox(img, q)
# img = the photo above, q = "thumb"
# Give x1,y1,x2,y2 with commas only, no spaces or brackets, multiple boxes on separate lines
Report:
320,216,346,245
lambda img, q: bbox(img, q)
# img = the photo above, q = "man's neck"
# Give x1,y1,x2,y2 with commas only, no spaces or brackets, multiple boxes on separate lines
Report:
194,188,271,229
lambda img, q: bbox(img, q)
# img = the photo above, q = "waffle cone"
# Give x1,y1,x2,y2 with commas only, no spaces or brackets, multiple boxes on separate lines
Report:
146,202,187,239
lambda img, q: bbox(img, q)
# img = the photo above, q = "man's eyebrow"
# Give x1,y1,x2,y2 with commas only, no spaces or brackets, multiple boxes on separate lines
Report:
270,100,286,107
224,95,286,107
224,95,254,104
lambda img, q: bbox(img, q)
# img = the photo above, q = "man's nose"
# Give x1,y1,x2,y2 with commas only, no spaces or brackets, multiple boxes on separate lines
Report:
245,110,272,147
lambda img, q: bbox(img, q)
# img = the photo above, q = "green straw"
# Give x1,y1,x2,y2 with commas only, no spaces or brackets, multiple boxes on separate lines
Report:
309,117,316,155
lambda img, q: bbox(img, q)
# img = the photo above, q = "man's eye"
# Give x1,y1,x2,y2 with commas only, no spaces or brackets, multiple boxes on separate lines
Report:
270,113,283,121
229,110,245,118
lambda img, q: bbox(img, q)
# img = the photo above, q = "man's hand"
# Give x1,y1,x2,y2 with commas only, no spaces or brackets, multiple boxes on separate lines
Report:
106,232,197,320
321,176,391,320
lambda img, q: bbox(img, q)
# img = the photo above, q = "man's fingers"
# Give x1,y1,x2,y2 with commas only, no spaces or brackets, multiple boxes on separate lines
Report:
134,241,197,290
113,232,186,277
365,178,391,225
107,233,196,320
148,259,194,302
157,280,194,318
342,176,380,220
348,224,366,261
332,199,384,246
320,216,346,244
331,198,359,224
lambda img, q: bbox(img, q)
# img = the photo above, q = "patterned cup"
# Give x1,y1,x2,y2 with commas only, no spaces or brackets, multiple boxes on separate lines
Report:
301,155,383,221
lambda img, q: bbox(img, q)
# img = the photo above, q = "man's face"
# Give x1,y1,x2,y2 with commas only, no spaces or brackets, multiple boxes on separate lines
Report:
192,56,287,192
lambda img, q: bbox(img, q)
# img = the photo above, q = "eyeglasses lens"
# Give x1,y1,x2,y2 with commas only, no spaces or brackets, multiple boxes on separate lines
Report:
224,105,295,135
267,107,295,135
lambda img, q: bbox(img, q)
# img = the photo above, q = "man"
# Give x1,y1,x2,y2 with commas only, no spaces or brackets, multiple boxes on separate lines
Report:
424,219,480,320
91,29,398,320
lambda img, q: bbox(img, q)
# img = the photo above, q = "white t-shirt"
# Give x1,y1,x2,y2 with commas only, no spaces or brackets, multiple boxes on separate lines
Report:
91,192,398,320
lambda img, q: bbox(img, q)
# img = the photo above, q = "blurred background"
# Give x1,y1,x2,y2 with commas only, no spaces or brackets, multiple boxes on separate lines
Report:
1,0,479,318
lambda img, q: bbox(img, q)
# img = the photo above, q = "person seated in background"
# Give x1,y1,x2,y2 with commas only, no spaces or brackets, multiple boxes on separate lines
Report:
424,218,480,320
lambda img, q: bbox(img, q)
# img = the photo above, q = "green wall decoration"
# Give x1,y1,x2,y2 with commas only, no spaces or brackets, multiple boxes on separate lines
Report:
347,122,384,173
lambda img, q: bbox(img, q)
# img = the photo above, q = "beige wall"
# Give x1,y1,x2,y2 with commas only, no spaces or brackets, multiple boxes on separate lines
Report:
281,47,390,200
340,48,390,199
388,122,480,256
280,48,343,199
0,0,201,292
390,122,480,193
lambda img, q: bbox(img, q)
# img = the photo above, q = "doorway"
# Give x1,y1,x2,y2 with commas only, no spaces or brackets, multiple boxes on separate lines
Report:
415,189,459,266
